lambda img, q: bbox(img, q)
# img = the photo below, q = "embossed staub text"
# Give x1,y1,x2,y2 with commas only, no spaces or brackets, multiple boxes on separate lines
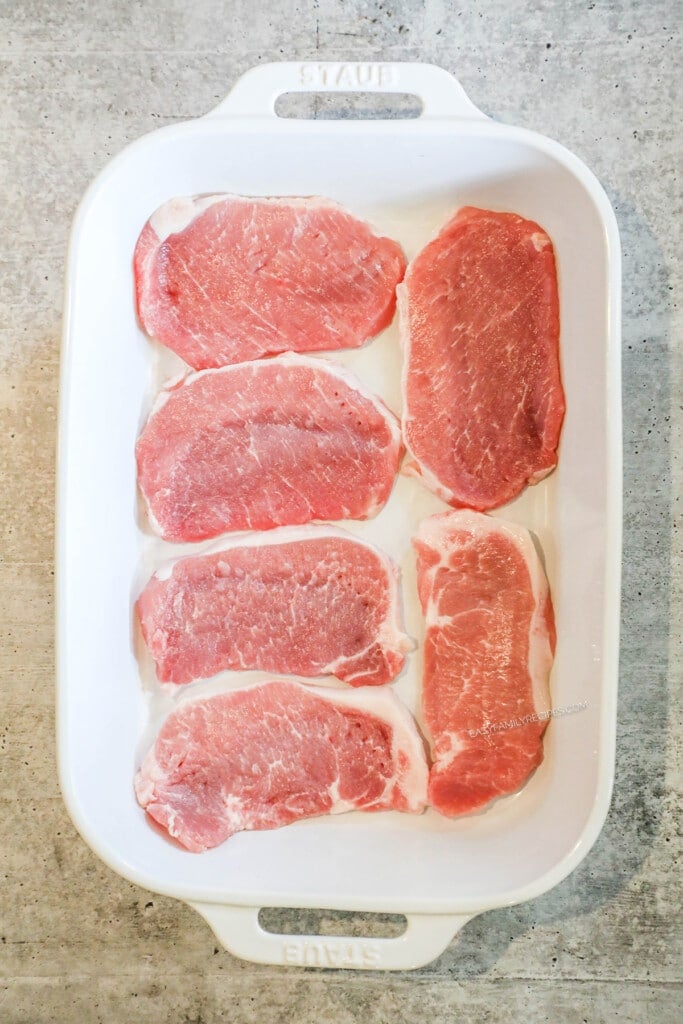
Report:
300,63,398,89
282,938,381,968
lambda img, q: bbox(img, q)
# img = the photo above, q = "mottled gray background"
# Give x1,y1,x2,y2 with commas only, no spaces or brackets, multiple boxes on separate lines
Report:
1,1,680,1021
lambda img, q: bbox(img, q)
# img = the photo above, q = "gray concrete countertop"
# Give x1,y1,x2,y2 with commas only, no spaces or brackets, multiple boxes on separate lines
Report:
1,1,680,1021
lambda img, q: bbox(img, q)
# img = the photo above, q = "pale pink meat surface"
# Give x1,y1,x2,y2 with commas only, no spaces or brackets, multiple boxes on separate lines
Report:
400,206,565,511
413,510,555,817
137,526,412,687
134,681,428,851
134,194,407,369
136,353,403,542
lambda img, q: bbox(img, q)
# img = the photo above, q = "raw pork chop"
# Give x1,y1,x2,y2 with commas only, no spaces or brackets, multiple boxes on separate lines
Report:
137,526,411,687
135,680,428,851
136,353,403,542
399,206,565,510
413,510,555,816
134,194,406,369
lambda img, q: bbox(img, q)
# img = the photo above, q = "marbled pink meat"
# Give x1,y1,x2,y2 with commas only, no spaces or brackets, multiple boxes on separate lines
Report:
414,510,555,816
400,206,565,510
135,194,406,369
135,681,428,851
136,354,403,542
137,526,411,687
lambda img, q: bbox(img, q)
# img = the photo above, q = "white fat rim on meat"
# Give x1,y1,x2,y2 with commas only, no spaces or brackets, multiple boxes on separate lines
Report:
145,352,402,446
396,277,438,491
402,457,458,505
416,510,554,722
308,684,428,814
148,193,367,244
530,230,552,252
397,272,460,505
142,501,166,540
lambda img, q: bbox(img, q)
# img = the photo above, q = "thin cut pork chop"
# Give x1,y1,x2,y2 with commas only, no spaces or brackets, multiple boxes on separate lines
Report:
136,353,403,542
135,681,428,851
134,194,407,369
413,510,555,816
137,526,412,687
400,207,565,510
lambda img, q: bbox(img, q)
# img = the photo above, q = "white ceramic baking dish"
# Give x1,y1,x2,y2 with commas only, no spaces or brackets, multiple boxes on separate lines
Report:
57,61,621,970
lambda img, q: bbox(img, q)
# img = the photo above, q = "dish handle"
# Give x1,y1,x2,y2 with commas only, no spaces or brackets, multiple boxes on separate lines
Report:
206,61,486,121
187,901,472,971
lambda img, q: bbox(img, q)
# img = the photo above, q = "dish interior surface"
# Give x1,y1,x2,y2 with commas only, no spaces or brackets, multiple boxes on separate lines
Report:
59,119,617,912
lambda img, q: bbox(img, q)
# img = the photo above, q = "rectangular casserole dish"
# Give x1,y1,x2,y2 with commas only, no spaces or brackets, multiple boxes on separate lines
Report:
57,61,622,970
